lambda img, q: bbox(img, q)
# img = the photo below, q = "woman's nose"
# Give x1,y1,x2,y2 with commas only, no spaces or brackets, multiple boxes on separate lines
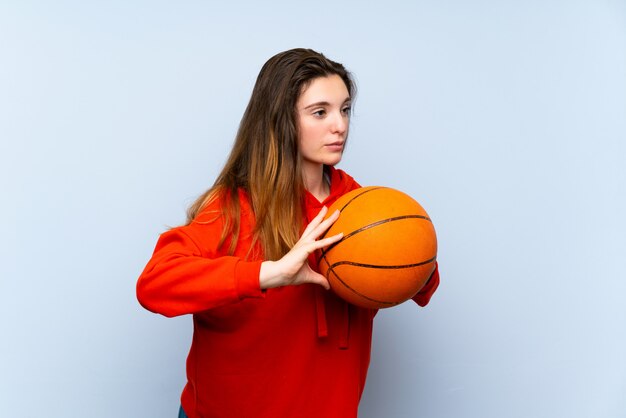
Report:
330,111,348,134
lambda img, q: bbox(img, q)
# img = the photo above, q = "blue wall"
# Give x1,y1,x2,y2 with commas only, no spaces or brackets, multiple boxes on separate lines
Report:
1,1,625,417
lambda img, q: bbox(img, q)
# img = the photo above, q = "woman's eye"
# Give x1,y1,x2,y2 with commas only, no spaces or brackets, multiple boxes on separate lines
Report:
313,109,326,117
342,106,352,115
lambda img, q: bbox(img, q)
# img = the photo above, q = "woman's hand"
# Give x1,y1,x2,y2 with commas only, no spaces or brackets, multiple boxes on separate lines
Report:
259,206,342,290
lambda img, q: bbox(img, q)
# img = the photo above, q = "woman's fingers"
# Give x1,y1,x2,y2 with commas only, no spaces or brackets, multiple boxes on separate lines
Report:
302,207,340,240
310,232,343,251
306,209,341,241
307,272,330,290
262,207,343,289
318,209,341,234
302,206,328,236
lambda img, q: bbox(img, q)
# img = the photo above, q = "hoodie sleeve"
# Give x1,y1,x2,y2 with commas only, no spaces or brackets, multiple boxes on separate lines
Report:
136,227,264,317
412,263,440,307
137,189,267,318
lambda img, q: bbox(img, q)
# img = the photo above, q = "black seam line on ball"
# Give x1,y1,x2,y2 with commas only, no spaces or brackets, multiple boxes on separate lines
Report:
336,186,385,213
342,214,432,241
320,187,383,242
329,256,436,271
329,268,398,306
323,257,437,305
320,214,432,258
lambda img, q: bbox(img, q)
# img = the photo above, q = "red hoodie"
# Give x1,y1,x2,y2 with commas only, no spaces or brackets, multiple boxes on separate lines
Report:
137,167,439,418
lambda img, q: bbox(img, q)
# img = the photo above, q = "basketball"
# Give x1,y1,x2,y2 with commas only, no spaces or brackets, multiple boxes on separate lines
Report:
319,186,437,309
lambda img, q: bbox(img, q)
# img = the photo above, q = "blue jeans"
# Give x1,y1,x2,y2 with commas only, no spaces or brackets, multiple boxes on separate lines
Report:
178,406,188,418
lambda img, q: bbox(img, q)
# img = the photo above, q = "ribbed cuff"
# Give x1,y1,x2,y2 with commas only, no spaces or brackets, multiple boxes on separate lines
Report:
234,260,265,299
412,264,440,307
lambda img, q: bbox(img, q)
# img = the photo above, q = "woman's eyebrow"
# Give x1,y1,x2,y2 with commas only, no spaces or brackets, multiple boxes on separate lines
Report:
303,101,330,110
303,97,351,110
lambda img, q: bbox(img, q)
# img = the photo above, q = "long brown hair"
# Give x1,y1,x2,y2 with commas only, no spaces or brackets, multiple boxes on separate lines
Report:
186,48,355,260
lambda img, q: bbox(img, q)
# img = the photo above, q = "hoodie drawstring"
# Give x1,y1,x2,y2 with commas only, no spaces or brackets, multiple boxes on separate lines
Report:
339,301,350,350
315,287,328,338
315,287,351,350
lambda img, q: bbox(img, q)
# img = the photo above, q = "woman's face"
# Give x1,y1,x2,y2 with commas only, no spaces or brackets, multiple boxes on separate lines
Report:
296,74,351,173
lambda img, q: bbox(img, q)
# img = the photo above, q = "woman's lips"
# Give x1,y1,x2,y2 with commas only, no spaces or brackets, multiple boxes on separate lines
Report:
325,142,344,151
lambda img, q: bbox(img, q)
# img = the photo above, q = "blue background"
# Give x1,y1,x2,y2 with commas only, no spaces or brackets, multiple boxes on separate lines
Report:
1,1,625,417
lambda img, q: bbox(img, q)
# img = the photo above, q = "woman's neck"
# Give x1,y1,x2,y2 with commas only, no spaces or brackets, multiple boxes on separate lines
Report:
302,164,330,202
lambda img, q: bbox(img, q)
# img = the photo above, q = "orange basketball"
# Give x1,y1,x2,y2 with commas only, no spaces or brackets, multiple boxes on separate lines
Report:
319,186,437,309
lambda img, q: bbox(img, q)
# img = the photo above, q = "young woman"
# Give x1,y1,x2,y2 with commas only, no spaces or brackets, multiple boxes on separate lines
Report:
137,48,440,418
